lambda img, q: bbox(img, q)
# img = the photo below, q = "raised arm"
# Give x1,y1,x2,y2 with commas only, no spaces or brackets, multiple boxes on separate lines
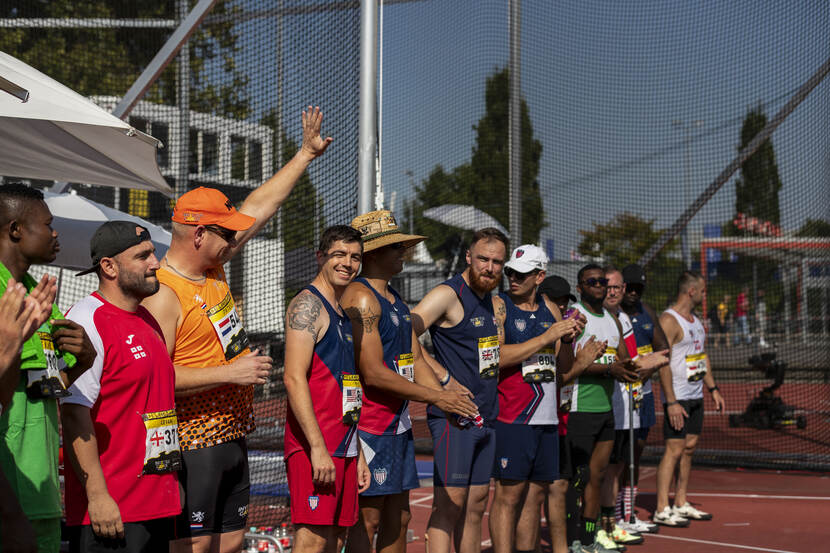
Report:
232,106,333,251
283,290,336,485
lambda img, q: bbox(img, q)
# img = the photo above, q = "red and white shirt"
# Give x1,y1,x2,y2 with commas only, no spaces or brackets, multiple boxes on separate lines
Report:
61,292,181,526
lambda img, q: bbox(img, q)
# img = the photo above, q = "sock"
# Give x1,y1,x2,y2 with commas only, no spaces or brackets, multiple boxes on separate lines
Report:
615,489,625,521
580,517,598,546
621,486,633,521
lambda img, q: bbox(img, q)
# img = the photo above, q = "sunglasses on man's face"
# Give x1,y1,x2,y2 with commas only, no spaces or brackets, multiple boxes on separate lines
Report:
204,225,237,243
626,283,645,294
504,268,538,281
582,277,609,288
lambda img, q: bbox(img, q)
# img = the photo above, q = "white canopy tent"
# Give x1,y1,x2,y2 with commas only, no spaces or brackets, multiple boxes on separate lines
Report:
0,50,171,195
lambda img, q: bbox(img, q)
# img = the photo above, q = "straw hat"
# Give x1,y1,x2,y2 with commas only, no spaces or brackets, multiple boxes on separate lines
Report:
350,210,426,253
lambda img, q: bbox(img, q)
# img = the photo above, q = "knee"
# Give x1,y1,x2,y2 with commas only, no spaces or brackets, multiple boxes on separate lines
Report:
363,511,382,536
683,444,697,457
400,509,412,528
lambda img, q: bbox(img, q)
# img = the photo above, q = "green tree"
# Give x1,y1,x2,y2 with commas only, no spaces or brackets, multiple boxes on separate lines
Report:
0,1,248,118
409,68,545,261
731,106,783,228
795,218,830,237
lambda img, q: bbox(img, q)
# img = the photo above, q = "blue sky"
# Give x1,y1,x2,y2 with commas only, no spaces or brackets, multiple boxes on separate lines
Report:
228,0,828,259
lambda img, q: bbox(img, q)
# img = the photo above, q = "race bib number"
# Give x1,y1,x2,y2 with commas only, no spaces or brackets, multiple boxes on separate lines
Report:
26,331,69,399
522,347,556,383
142,409,182,475
397,353,414,382
624,380,644,409
207,292,250,361
478,336,500,379
342,374,362,425
559,383,574,412
599,346,617,365
685,352,708,382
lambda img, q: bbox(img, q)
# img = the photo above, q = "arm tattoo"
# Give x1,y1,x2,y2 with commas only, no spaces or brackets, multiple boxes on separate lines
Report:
288,293,322,336
494,299,506,342
346,305,379,334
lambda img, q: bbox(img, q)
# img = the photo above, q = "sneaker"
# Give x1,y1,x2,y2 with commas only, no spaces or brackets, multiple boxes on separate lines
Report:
594,529,622,551
652,506,690,527
611,525,644,545
633,516,659,533
571,540,618,553
672,502,713,521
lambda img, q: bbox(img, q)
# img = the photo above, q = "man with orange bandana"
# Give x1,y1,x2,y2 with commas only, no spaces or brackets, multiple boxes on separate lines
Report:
143,106,332,553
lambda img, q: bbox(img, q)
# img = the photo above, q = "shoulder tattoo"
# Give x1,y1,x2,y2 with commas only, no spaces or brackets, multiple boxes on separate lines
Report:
288,293,323,336
345,305,379,334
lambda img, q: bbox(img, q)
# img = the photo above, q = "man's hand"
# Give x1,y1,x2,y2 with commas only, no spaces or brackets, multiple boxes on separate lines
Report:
560,312,586,343
0,508,36,553
88,492,124,540
434,389,478,418
608,361,639,383
51,319,96,369
711,389,725,412
357,453,371,494
634,349,669,378
542,318,583,344
300,106,333,159
310,446,336,486
667,402,688,431
574,336,605,370
0,280,33,369
25,274,57,338
444,375,474,398
226,349,273,386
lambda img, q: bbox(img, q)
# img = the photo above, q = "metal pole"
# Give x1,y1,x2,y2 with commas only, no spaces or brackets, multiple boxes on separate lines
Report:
508,0,522,244
627,385,636,524
358,0,378,215
639,56,830,267
175,0,191,199
112,0,219,119
681,128,691,269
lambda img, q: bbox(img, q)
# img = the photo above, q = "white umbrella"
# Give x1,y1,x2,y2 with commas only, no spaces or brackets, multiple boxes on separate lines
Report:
44,191,171,271
422,204,509,236
0,50,172,195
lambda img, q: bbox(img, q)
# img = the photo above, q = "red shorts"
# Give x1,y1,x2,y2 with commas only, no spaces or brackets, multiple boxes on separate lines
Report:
286,450,358,527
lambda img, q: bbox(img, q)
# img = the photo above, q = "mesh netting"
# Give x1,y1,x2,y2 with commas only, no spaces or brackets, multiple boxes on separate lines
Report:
1,0,828,533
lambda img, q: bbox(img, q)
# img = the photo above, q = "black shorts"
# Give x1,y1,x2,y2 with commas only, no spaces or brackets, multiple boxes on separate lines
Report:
174,438,250,538
663,398,704,439
69,517,174,553
557,434,573,481
609,429,637,465
565,411,615,468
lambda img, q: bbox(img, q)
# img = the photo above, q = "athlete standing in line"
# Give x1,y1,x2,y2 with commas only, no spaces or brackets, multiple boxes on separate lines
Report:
62,222,181,552
489,246,601,553
342,210,477,553
615,265,667,533
283,225,372,553
653,271,724,527
143,107,332,553
410,228,507,553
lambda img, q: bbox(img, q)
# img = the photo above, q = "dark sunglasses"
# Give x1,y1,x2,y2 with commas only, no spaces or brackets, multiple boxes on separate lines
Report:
582,277,609,287
387,242,409,251
204,225,236,243
626,283,645,294
504,268,538,281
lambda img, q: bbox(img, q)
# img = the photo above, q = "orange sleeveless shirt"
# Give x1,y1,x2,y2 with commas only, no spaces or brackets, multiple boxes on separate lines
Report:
157,266,255,450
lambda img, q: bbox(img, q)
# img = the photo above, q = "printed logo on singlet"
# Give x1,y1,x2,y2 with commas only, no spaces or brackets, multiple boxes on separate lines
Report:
470,316,484,327
514,319,526,332
390,311,400,326
206,291,249,360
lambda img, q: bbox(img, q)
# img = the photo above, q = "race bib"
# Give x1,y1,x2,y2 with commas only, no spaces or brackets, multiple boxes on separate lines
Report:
636,344,653,357
623,380,644,409
26,331,69,399
478,336,500,379
342,374,362,425
207,292,250,361
559,383,574,412
685,352,708,382
397,353,414,382
522,347,556,383
142,409,182,475
599,346,617,365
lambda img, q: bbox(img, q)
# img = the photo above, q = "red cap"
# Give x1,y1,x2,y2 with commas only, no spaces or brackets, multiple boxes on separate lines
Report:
171,187,255,231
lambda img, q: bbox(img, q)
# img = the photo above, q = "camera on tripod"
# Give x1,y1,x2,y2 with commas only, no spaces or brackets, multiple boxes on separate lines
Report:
728,352,807,430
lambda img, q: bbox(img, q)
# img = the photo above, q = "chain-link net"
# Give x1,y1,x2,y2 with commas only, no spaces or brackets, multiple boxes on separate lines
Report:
1,0,828,535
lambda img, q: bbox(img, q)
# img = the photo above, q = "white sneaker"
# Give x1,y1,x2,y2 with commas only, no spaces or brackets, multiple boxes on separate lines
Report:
617,518,657,534
652,506,689,527
672,502,713,520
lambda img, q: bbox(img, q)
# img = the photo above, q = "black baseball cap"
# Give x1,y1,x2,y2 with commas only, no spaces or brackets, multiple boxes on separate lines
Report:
538,275,576,302
76,221,152,276
622,264,647,285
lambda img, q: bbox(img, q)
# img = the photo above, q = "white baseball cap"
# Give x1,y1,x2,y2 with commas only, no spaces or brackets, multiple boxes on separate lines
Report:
504,244,548,273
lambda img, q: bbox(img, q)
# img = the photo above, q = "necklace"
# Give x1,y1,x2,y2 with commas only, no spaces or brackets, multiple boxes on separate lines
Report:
162,257,206,282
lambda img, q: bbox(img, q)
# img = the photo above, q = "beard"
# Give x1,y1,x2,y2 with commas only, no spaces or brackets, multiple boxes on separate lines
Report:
469,266,501,294
118,267,160,299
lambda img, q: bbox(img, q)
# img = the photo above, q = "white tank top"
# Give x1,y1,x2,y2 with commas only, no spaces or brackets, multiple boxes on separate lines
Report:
664,308,707,401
